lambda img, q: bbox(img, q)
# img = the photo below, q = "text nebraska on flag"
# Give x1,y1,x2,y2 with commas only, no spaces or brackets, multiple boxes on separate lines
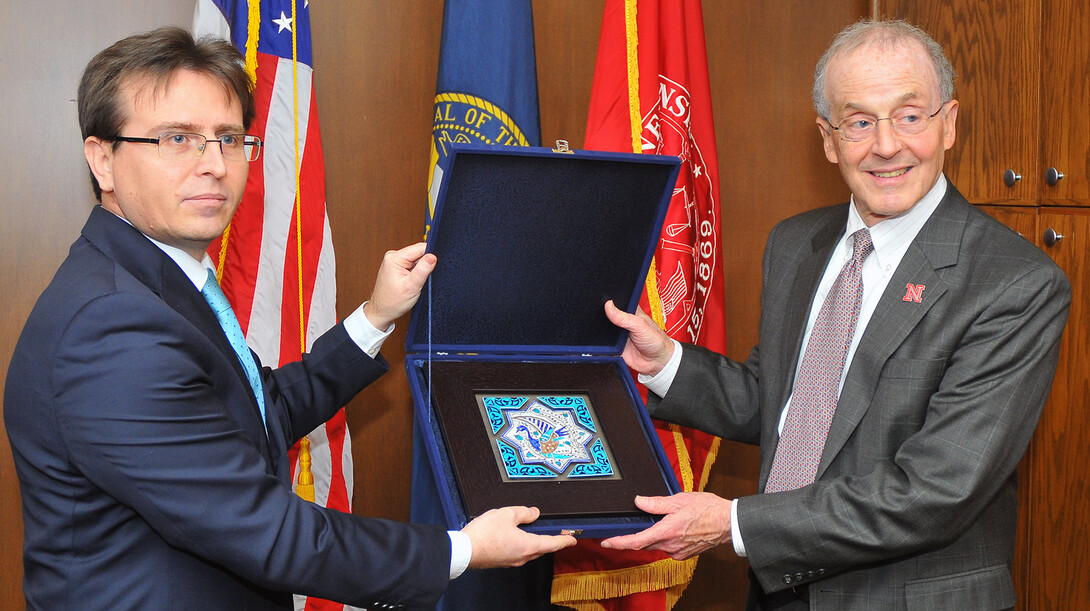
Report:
552,0,727,609
193,2,353,611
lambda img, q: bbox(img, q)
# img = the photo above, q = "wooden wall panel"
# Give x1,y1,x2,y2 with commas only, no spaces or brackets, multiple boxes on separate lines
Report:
1030,208,1090,609
1040,0,1090,204
534,0,604,150
876,0,1041,205
310,0,444,523
0,3,198,608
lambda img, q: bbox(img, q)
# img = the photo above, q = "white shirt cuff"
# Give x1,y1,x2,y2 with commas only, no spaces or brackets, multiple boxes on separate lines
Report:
731,498,747,557
448,530,472,579
636,339,683,398
342,301,393,358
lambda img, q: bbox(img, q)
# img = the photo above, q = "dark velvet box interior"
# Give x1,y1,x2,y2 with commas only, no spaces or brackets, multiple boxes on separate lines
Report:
405,144,682,537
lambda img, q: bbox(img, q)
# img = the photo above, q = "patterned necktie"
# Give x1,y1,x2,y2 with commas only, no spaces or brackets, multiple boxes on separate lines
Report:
201,268,267,434
765,228,873,493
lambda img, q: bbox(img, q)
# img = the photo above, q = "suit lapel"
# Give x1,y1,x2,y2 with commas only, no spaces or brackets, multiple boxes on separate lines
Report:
81,208,274,460
815,189,968,479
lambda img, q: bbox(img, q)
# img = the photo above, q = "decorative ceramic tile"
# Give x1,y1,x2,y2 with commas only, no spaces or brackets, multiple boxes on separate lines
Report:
480,394,618,481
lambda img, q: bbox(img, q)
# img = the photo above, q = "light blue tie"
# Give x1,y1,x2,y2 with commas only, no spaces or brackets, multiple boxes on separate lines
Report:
201,268,267,434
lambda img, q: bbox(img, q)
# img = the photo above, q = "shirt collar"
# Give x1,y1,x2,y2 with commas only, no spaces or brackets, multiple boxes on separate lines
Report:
145,236,217,291
102,208,216,290
846,174,947,268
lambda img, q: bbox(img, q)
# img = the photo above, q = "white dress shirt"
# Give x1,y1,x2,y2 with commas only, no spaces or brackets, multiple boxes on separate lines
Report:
641,175,948,557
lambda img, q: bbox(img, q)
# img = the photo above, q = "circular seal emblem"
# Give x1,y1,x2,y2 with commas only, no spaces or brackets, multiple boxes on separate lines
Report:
433,92,530,152
427,92,532,226
640,75,720,343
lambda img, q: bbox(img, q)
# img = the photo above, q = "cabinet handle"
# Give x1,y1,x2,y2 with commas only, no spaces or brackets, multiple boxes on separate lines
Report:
1043,228,1063,247
1046,167,1065,186
1004,169,1022,186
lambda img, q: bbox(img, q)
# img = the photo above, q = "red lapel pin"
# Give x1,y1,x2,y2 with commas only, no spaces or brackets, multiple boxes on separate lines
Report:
903,283,925,303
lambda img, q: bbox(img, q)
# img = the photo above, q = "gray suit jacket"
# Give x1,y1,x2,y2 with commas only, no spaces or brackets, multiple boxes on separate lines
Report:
650,184,1070,610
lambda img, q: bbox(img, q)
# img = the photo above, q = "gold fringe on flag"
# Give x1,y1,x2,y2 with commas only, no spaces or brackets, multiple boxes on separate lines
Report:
244,0,260,83
290,0,305,355
551,557,696,610
624,0,641,157
626,0,668,334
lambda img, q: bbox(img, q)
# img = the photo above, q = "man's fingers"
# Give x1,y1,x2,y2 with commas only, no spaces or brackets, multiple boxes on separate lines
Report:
500,505,540,525
463,506,575,568
538,534,578,554
407,252,437,286
604,300,640,330
395,241,428,262
599,520,671,551
633,494,677,515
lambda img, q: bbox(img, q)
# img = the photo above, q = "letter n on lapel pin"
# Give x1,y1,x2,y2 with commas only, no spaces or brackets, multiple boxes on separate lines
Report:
903,283,925,303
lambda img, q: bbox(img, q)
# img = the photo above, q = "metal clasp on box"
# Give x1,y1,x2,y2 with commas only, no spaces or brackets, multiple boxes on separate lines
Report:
553,139,574,154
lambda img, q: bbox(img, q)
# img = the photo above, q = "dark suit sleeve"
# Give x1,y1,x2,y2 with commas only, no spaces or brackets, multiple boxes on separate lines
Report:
52,291,450,609
258,320,389,446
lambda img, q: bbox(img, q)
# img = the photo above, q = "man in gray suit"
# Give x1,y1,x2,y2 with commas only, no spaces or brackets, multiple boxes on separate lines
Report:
598,19,1070,610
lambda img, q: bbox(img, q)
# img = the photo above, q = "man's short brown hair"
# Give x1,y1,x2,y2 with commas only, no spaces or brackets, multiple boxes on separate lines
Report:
78,26,255,201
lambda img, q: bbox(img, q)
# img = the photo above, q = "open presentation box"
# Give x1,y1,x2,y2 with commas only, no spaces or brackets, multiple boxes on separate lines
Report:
406,143,682,537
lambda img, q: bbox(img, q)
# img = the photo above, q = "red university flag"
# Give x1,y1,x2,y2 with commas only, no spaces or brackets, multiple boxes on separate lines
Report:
194,2,354,610
551,0,726,609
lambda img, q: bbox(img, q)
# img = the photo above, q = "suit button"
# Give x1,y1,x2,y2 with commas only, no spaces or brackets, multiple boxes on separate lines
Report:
794,573,804,583
783,574,793,584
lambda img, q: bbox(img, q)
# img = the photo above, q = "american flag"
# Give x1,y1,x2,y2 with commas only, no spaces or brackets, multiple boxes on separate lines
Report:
193,3,354,610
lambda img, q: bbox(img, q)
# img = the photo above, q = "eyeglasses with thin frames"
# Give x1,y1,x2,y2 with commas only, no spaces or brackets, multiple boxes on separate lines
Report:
831,101,949,142
110,132,263,162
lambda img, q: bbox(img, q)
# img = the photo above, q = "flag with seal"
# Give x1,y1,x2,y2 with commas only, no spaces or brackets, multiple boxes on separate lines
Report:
551,0,727,609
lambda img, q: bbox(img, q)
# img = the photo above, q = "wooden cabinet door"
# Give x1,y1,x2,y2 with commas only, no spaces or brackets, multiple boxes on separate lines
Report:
877,0,1041,205
975,204,1038,609
1028,209,1090,609
1040,0,1090,204
976,204,1037,240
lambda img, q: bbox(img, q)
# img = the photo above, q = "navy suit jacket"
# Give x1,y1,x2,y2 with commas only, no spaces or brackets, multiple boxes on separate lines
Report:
650,185,1071,610
5,206,451,610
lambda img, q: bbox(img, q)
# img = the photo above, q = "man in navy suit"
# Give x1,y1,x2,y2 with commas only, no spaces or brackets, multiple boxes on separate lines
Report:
597,19,1070,610
4,26,573,610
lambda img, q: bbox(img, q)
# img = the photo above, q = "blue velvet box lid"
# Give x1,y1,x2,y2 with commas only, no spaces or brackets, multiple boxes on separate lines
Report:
407,143,680,355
